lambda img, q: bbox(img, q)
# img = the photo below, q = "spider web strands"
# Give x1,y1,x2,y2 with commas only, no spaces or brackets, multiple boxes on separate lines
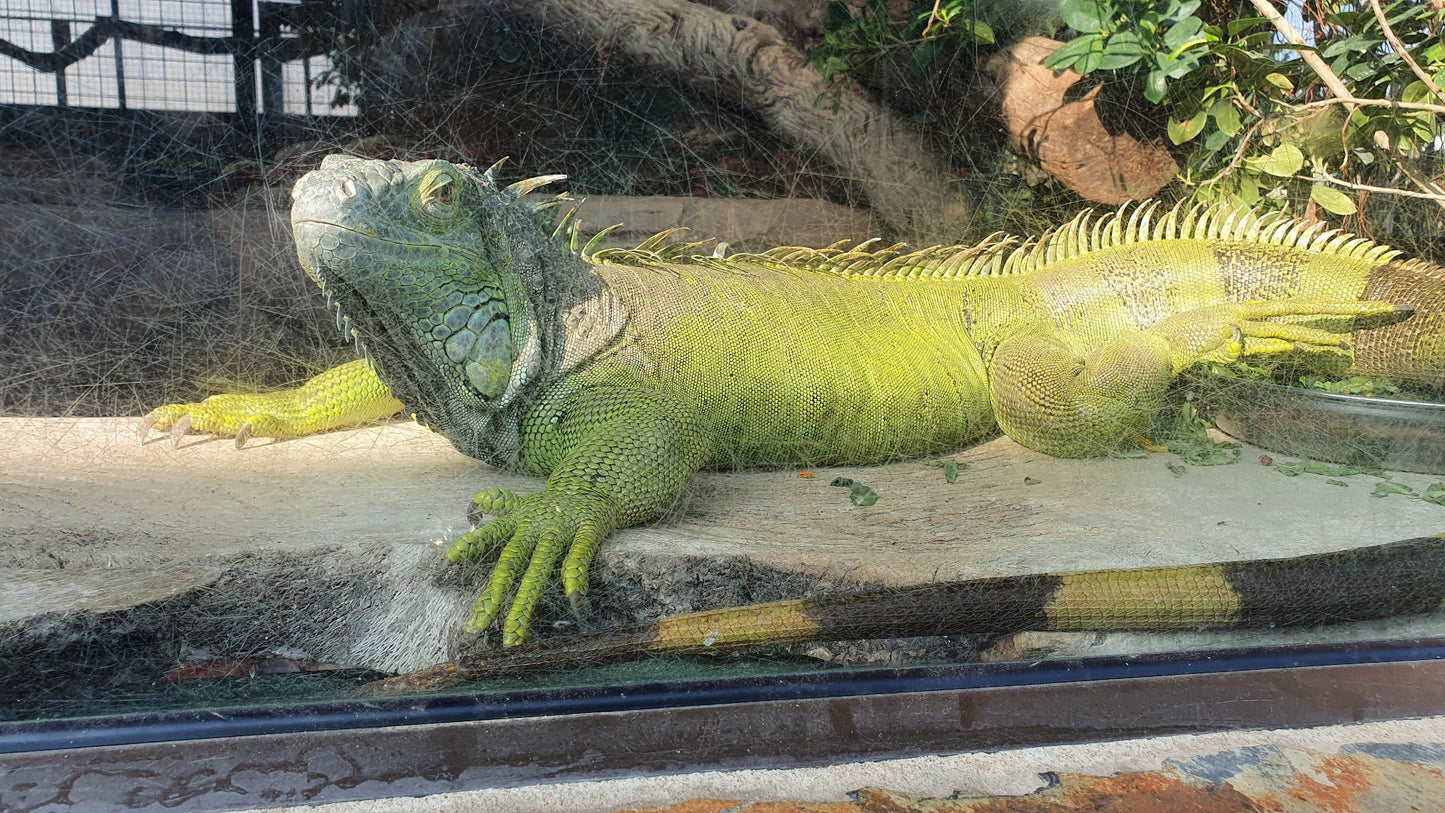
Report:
564,199,1432,280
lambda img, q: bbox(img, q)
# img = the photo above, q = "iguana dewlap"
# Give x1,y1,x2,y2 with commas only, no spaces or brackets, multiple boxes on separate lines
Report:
143,156,1445,659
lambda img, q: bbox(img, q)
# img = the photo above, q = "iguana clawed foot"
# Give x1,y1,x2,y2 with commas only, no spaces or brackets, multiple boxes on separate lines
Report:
137,359,403,448
1157,298,1409,370
140,403,261,449
449,487,618,647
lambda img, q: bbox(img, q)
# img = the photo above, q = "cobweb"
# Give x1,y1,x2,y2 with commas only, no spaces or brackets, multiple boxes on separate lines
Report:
1,0,1444,721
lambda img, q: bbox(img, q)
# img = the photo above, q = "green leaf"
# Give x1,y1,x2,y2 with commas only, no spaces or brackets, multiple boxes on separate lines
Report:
1163,15,1204,50
1425,483,1445,506
1204,128,1231,151
1412,116,1437,144
1302,461,1372,477
929,458,967,483
848,483,878,506
1344,62,1377,81
1310,184,1357,215
1275,462,1305,476
1372,481,1417,498
831,475,877,505
1044,33,1102,71
1263,72,1294,93
1231,173,1260,205
1098,31,1144,70
1072,34,1108,74
1167,109,1208,144
1145,69,1168,103
1062,0,1104,32
1250,144,1304,177
1211,100,1242,137
1227,15,1267,36
1402,80,1434,105
1163,53,1201,78
965,19,995,44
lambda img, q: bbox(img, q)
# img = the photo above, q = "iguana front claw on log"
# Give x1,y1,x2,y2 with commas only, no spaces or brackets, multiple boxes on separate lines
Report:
144,155,1445,675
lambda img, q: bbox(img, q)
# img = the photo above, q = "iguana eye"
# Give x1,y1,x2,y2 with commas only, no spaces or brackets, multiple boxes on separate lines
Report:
415,167,461,224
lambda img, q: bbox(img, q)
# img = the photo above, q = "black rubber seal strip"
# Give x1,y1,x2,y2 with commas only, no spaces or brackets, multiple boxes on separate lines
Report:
4,636,1445,754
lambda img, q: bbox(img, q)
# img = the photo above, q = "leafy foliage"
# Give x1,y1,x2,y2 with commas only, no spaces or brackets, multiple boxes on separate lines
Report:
812,0,1000,88
1044,0,1210,104
1046,0,1444,214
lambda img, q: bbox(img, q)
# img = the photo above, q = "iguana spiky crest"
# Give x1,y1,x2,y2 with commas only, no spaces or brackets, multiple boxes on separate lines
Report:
566,199,1422,282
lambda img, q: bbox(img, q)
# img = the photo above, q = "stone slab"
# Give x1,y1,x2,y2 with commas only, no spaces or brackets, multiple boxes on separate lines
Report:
2,417,1443,674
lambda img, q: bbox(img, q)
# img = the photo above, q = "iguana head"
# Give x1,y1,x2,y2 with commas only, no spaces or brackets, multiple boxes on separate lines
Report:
290,155,572,461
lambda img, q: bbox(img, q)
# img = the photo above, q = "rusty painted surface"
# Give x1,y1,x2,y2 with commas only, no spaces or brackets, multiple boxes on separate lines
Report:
621,742,1445,812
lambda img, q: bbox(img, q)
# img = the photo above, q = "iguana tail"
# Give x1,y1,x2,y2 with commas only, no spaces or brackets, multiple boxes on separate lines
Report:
365,534,1445,694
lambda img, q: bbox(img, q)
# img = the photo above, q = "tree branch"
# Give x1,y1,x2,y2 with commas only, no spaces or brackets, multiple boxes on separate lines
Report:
1312,169,1445,200
1369,0,1445,107
1248,0,1445,212
1246,0,1355,99
1294,97,1445,116
445,0,974,242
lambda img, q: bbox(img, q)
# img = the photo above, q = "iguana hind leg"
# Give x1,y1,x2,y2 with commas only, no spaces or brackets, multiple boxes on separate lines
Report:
990,298,1402,458
140,359,403,446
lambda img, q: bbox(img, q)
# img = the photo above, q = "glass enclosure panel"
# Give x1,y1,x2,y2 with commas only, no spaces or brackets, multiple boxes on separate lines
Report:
1,0,1443,730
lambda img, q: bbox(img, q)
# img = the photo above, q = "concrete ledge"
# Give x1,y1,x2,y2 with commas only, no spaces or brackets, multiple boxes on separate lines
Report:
3,417,1444,681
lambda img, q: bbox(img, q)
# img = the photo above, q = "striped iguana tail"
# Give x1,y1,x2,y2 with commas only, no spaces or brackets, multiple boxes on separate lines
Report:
365,534,1445,694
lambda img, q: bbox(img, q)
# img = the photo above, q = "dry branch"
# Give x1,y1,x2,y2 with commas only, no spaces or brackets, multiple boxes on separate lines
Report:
446,0,974,242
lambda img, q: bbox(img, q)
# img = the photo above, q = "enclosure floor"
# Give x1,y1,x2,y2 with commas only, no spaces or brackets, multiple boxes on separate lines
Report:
3,416,1445,670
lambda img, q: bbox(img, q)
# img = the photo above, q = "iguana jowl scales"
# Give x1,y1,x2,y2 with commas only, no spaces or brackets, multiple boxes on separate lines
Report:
144,156,1445,682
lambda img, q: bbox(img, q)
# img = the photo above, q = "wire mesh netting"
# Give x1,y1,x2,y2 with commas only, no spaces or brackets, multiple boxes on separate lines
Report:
0,0,353,114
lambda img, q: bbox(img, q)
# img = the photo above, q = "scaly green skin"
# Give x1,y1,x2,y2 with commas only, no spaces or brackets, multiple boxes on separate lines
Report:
144,156,1445,651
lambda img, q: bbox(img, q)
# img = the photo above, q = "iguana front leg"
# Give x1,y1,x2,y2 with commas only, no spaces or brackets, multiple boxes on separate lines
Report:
990,299,1404,457
447,384,714,647
140,359,403,445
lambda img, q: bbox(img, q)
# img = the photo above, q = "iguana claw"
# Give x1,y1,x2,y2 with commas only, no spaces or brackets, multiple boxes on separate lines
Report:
169,414,191,447
137,411,158,441
568,591,592,621
235,422,253,450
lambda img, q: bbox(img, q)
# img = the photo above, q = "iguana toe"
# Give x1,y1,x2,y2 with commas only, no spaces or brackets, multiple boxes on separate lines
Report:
468,488,521,525
446,514,517,564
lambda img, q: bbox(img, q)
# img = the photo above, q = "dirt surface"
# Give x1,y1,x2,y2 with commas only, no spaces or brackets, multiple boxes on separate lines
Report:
3,417,1444,677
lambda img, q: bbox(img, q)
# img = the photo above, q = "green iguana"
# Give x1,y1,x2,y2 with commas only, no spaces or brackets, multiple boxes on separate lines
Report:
141,156,1445,688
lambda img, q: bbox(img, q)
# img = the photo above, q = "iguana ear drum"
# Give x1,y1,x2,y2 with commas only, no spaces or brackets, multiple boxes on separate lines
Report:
1357,260,1445,389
